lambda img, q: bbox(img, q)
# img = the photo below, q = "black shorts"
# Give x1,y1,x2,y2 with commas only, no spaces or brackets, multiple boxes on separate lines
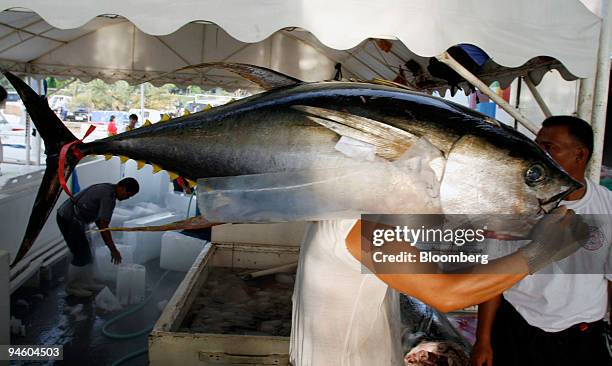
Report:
56,212,92,267
491,297,612,366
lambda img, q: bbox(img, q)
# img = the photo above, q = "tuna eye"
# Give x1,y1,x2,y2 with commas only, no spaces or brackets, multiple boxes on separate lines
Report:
525,164,545,184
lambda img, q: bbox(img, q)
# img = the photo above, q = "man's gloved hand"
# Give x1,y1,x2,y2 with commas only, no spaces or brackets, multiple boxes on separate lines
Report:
519,206,589,274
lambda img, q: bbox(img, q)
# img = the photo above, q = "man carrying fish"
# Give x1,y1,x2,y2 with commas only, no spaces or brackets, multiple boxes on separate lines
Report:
57,177,140,297
0,65,592,364
472,116,612,366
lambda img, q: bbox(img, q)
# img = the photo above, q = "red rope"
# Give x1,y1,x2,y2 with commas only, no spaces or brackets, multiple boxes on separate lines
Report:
58,125,96,202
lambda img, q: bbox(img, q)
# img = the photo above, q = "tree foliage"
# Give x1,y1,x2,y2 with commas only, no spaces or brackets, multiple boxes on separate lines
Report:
62,79,180,112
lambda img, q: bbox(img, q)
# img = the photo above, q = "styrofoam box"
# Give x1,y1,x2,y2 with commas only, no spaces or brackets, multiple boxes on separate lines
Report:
123,211,184,264
150,243,299,366
94,244,135,282
160,232,209,272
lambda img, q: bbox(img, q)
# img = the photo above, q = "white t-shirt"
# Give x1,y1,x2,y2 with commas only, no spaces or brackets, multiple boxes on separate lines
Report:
289,220,404,366
493,179,612,332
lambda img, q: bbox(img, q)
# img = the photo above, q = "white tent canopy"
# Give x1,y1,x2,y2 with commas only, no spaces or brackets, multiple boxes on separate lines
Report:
0,0,602,91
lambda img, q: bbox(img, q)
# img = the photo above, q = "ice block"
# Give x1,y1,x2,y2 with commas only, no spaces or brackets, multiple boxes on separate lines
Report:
123,211,184,264
160,232,210,272
164,192,197,216
94,244,134,282
86,223,104,248
116,263,146,305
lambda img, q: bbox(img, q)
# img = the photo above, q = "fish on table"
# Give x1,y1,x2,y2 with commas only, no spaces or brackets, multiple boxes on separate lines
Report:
2,63,579,266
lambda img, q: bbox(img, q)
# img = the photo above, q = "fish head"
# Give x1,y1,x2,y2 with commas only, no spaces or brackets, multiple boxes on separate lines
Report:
439,124,581,234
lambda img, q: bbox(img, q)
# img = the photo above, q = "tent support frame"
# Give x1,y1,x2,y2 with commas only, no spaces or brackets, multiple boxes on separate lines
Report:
577,77,595,121
524,77,552,118
435,51,538,134
587,0,611,182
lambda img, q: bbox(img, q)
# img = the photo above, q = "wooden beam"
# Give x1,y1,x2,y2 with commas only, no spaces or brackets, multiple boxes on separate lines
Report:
435,51,539,134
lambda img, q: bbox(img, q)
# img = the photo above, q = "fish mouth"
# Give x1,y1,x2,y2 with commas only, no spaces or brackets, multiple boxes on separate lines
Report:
538,190,573,214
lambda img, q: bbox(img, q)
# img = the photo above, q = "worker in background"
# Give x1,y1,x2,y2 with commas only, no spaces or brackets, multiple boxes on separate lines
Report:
471,116,612,366
57,177,140,297
107,115,117,136
126,113,138,131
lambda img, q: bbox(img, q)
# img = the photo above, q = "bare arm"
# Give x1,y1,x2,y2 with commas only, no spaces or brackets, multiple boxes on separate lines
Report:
96,219,121,264
346,220,526,312
471,295,502,366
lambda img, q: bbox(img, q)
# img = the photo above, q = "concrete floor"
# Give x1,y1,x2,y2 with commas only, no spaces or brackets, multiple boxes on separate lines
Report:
10,257,186,366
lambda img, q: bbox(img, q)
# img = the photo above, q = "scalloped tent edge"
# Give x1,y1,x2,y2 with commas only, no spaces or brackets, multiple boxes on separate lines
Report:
0,0,601,79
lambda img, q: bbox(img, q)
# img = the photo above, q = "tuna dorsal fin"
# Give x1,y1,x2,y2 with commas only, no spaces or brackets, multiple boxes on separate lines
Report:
350,77,417,91
293,105,417,160
179,62,302,90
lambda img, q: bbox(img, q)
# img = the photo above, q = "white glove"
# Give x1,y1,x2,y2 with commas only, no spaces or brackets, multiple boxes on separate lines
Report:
519,206,589,274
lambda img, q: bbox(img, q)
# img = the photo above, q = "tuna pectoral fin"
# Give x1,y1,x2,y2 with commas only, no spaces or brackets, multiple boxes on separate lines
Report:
176,62,302,90
12,161,74,267
293,105,418,160
98,216,220,233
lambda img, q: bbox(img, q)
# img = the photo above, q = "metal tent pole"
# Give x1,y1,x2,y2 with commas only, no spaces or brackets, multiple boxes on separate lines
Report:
524,77,552,118
140,83,145,121
35,79,42,166
435,52,538,134
587,0,611,182
512,77,523,130
577,78,595,121
24,77,31,166
0,250,9,357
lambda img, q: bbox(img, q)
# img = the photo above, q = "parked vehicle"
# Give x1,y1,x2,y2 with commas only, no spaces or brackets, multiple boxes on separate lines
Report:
2,91,24,119
49,95,72,112
127,108,163,123
65,107,90,122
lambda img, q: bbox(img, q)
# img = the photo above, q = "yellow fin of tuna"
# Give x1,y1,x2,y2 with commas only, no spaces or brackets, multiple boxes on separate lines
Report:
204,104,212,111
143,119,152,126
168,171,179,181
186,179,197,188
161,114,170,122
136,160,146,170
104,154,113,161
293,105,417,161
183,109,190,116
152,164,162,174
119,155,129,164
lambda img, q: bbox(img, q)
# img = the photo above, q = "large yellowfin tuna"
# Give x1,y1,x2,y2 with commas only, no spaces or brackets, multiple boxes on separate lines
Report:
3,64,579,266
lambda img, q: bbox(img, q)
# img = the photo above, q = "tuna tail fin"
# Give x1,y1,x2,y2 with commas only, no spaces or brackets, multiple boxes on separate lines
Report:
3,71,79,267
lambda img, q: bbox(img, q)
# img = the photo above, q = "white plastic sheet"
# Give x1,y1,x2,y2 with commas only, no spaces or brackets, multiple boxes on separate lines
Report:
198,139,444,223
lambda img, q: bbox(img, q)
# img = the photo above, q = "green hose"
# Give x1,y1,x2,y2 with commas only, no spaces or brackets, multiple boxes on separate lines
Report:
103,271,169,365
186,189,196,218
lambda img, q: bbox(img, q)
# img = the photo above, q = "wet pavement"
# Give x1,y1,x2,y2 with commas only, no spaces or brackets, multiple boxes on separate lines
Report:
9,257,186,366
